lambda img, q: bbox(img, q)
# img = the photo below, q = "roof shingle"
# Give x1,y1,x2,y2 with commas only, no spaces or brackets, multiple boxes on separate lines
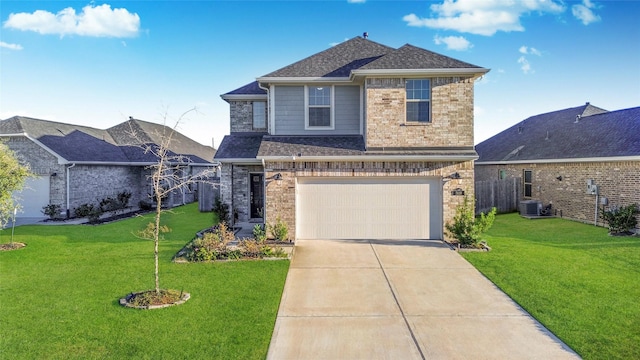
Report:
475,104,640,162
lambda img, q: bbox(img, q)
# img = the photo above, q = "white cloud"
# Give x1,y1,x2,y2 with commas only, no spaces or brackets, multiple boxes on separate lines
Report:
330,38,350,47
403,0,565,36
572,0,601,25
519,45,542,56
3,4,140,38
433,35,473,51
518,56,533,74
0,41,23,50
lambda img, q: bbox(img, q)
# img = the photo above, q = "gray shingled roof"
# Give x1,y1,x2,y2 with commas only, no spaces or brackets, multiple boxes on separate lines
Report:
258,136,365,157
360,44,481,70
475,104,640,162
0,116,215,164
259,36,484,80
225,81,267,95
214,133,265,160
215,134,477,160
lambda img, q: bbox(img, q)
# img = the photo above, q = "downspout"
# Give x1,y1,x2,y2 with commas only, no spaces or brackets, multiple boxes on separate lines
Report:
259,81,270,226
262,158,267,225
66,163,76,218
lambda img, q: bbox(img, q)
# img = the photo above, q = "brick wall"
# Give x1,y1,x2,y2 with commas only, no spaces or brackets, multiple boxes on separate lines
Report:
264,160,474,240
365,77,475,148
69,165,143,211
4,136,66,207
476,161,640,226
229,100,267,133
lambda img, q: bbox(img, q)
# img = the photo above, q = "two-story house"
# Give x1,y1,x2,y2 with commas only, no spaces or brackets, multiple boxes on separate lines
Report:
216,35,488,240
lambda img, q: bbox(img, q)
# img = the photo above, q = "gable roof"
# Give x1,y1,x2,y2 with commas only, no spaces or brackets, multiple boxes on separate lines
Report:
475,104,640,163
0,116,216,165
223,36,488,97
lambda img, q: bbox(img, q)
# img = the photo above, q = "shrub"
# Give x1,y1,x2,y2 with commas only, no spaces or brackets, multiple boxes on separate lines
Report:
74,203,103,223
117,191,132,208
42,204,62,219
268,217,288,242
184,222,235,261
445,196,497,247
213,198,230,224
138,200,153,211
253,224,267,243
600,203,639,235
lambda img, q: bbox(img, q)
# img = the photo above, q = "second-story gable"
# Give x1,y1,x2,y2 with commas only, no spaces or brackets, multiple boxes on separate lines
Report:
221,36,488,148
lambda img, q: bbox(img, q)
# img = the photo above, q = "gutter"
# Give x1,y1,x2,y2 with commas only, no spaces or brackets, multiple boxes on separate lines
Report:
258,154,478,162
476,155,640,165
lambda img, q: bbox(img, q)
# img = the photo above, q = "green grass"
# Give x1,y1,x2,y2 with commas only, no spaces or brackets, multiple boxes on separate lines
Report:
0,204,289,359
461,213,640,360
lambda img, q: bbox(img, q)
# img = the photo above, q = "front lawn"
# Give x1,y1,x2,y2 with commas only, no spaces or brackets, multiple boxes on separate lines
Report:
461,213,640,360
0,203,289,359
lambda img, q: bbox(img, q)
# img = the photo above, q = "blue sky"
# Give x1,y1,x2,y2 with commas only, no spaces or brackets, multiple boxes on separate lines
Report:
1,0,639,147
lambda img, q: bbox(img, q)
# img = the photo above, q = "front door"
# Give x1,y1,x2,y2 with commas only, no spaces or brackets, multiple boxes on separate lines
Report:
250,174,264,218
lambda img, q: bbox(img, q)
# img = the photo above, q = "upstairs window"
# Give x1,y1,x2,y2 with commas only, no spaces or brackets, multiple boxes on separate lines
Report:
306,86,332,128
253,101,266,130
406,79,431,123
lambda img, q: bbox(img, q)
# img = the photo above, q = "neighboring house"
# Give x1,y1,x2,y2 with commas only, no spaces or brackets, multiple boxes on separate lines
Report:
215,35,489,240
475,103,640,226
0,116,217,220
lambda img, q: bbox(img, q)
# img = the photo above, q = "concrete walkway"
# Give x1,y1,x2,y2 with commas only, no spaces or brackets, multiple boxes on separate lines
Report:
267,239,580,360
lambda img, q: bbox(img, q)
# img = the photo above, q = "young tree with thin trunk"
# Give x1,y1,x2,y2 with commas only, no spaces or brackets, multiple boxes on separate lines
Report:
0,141,31,232
130,108,217,297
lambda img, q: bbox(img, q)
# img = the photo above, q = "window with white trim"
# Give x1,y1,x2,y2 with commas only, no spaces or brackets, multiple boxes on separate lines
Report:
253,101,266,129
406,79,431,123
307,86,332,128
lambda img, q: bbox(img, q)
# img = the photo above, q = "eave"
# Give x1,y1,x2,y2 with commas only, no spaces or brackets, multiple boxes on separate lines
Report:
476,155,640,165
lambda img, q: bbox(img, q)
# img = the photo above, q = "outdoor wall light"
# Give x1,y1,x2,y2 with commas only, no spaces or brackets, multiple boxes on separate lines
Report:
272,173,282,181
445,172,461,180
556,176,563,181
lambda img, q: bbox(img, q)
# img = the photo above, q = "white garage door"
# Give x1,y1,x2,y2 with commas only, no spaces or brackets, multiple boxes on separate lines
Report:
296,177,442,240
13,176,50,218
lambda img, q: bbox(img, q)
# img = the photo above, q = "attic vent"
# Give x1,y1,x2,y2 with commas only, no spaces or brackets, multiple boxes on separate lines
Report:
575,115,581,123
545,130,549,140
518,126,523,134
363,32,368,39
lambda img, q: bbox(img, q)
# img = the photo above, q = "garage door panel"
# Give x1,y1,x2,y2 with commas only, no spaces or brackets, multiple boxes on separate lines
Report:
13,176,50,218
297,177,441,240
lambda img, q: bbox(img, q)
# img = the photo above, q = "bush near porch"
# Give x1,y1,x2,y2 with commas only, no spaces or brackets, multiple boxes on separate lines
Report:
0,203,289,359
461,213,640,360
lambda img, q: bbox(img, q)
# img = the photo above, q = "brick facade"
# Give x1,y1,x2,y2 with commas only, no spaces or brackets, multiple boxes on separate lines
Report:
365,77,475,148
264,160,474,240
229,100,267,133
4,136,204,217
476,161,640,226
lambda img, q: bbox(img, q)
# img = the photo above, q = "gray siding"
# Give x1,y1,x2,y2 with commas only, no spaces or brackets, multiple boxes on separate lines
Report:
274,86,305,134
273,85,361,135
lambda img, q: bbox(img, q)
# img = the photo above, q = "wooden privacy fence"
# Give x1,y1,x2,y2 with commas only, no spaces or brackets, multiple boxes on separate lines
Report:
475,177,521,214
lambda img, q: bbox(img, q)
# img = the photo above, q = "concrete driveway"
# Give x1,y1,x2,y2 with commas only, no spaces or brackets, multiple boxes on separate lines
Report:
267,239,580,360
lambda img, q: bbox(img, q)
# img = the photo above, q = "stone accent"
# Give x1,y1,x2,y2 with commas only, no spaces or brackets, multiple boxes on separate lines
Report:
476,161,640,225
219,163,264,224
264,160,474,240
365,77,475,148
229,100,267,133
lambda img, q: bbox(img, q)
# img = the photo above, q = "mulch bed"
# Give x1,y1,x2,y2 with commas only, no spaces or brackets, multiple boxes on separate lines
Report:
0,242,26,251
